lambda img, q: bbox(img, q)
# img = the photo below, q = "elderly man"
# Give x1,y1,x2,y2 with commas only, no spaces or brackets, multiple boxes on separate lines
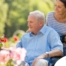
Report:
16,10,63,66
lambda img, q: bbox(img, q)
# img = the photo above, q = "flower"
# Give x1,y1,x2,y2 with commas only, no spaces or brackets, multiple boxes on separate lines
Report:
0,36,9,48
0,36,8,43
13,36,19,42
11,48,27,64
0,48,27,66
0,50,10,64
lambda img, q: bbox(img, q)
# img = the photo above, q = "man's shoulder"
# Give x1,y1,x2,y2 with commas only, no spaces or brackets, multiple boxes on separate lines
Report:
45,25,54,30
23,32,30,36
46,25,58,33
45,26,60,38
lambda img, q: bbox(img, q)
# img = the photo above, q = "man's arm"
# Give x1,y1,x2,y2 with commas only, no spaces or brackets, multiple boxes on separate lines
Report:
43,49,62,58
32,29,63,66
16,40,23,48
47,29,63,57
33,49,62,59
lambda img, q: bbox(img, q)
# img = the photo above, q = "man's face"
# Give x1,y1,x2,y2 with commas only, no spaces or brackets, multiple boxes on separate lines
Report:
27,15,42,34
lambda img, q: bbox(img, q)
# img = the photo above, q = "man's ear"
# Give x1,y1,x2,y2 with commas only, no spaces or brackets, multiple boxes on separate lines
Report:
39,20,44,26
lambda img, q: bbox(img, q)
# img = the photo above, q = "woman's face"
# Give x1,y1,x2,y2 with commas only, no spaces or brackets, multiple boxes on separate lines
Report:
55,0,66,15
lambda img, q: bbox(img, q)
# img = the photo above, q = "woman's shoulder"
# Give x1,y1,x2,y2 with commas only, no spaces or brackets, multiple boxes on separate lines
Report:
46,11,55,22
47,11,54,17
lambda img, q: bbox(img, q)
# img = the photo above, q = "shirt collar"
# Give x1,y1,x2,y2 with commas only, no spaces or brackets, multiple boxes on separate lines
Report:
39,24,47,35
29,24,47,36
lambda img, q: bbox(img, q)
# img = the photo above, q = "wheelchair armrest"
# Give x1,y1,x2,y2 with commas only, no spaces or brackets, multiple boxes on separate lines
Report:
50,56,62,66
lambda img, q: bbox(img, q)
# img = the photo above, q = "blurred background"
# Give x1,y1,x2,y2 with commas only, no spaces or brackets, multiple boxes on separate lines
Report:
0,0,55,47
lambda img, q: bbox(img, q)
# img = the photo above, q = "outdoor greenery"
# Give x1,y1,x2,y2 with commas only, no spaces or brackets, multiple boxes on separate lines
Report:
0,0,55,66
0,0,55,38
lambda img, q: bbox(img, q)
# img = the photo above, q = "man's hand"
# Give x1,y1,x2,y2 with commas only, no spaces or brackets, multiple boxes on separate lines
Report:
32,54,47,66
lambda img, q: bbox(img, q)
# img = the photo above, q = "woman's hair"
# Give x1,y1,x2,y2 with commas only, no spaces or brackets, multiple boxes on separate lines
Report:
60,0,66,7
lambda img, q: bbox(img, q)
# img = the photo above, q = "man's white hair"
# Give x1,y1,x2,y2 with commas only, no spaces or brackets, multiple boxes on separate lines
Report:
29,10,45,22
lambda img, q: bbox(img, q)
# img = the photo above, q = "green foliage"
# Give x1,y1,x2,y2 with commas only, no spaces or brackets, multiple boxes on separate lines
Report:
0,0,8,34
0,42,3,49
0,0,55,38
4,0,30,37
6,59,14,66
29,0,54,15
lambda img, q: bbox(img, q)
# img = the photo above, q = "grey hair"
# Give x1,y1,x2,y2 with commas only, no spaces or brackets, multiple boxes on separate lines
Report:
29,10,45,22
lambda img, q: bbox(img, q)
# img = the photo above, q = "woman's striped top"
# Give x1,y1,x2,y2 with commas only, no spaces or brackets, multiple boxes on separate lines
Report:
46,12,66,36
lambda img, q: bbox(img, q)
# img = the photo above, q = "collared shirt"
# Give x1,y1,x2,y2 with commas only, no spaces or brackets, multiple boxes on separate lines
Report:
16,25,63,66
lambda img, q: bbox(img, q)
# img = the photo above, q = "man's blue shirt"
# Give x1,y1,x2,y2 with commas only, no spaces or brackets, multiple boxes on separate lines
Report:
16,25,63,65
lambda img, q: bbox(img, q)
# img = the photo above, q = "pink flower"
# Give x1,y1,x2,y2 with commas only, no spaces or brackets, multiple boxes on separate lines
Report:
0,48,27,65
0,50,10,64
11,48,27,62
